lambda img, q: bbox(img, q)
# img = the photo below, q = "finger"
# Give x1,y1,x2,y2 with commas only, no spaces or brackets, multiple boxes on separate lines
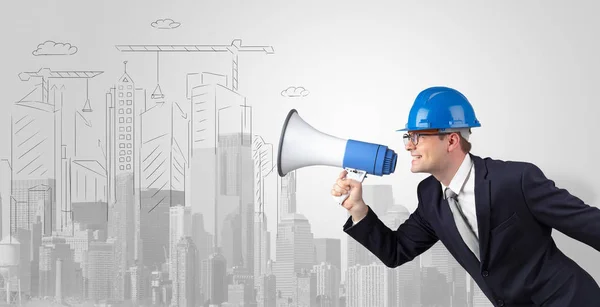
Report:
336,178,350,189
332,189,349,200
338,169,348,180
336,184,350,194
333,185,348,194
333,182,348,191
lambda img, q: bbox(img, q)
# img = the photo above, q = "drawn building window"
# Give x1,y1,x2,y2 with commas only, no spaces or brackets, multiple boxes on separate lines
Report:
120,150,125,155
119,117,124,123
127,100,132,105
119,100,124,106
119,127,124,132
127,92,132,97
126,134,131,140
119,109,124,114
127,143,132,148
119,85,123,90
120,143,125,148
119,92,123,97
126,127,131,132
120,134,125,140
128,85,133,89
127,117,132,123
119,157,124,162
126,108,131,114
126,156,131,162
127,150,132,155
126,164,131,170
120,165,124,170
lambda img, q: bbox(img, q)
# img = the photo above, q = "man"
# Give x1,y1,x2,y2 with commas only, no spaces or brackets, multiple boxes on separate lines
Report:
332,86,600,306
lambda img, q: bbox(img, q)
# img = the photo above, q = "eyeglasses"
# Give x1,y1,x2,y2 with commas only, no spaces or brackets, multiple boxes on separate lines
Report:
403,132,449,146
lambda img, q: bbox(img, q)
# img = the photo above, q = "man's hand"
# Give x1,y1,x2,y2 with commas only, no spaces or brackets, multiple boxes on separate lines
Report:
331,169,369,222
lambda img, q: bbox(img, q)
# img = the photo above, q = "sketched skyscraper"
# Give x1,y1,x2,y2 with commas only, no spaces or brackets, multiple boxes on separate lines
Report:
15,67,104,234
188,72,255,275
106,62,136,177
139,93,187,268
12,80,56,182
11,89,56,233
188,75,247,252
105,62,138,301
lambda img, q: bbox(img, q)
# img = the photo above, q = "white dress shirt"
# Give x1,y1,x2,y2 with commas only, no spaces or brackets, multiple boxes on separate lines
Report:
442,153,479,238
352,153,479,240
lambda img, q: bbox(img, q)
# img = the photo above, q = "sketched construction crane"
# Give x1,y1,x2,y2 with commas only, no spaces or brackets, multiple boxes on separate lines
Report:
18,68,104,112
115,39,274,92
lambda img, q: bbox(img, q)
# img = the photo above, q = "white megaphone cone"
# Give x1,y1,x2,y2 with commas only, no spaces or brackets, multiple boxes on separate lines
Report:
277,109,398,205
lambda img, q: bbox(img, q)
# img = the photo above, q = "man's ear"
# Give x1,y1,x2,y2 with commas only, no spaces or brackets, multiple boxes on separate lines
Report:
448,133,460,149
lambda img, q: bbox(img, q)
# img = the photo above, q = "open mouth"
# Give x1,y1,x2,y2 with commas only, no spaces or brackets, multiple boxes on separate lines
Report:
412,155,422,160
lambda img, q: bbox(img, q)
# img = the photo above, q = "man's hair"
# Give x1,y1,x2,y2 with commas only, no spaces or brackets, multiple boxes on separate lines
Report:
439,132,472,153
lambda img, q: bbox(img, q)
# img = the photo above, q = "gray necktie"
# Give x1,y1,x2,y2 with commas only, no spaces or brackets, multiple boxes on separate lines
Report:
445,187,480,261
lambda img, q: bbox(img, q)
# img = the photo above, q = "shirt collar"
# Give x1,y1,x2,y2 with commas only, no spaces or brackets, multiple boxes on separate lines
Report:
441,153,473,198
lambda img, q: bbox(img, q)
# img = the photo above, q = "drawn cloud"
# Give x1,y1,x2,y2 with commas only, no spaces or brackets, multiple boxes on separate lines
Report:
32,40,78,56
151,18,181,29
281,86,309,98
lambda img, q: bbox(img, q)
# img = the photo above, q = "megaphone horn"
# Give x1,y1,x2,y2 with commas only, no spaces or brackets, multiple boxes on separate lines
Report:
277,109,398,205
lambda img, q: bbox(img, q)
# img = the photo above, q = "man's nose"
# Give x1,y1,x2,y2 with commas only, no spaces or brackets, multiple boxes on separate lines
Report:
405,141,415,151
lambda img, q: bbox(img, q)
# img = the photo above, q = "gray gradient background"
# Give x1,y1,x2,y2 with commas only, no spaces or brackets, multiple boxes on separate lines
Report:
1,0,600,303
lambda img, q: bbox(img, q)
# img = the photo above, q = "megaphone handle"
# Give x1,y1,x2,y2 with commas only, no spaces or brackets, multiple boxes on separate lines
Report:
333,168,367,205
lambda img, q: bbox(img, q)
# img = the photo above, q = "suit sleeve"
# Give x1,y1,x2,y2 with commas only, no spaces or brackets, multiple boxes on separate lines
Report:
343,184,439,268
521,163,600,252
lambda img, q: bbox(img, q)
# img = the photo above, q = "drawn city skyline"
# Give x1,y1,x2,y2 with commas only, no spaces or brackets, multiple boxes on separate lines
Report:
0,36,497,306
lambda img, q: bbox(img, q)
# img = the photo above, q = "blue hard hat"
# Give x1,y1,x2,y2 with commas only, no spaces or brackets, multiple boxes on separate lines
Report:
397,86,481,132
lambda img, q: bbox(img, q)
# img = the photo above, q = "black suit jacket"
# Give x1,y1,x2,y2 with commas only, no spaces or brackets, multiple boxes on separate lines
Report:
344,154,600,306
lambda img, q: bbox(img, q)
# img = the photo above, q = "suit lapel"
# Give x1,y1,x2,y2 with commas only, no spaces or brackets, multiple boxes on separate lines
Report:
470,153,491,267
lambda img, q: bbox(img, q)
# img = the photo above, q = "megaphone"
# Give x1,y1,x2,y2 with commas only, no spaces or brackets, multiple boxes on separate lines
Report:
277,109,398,205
